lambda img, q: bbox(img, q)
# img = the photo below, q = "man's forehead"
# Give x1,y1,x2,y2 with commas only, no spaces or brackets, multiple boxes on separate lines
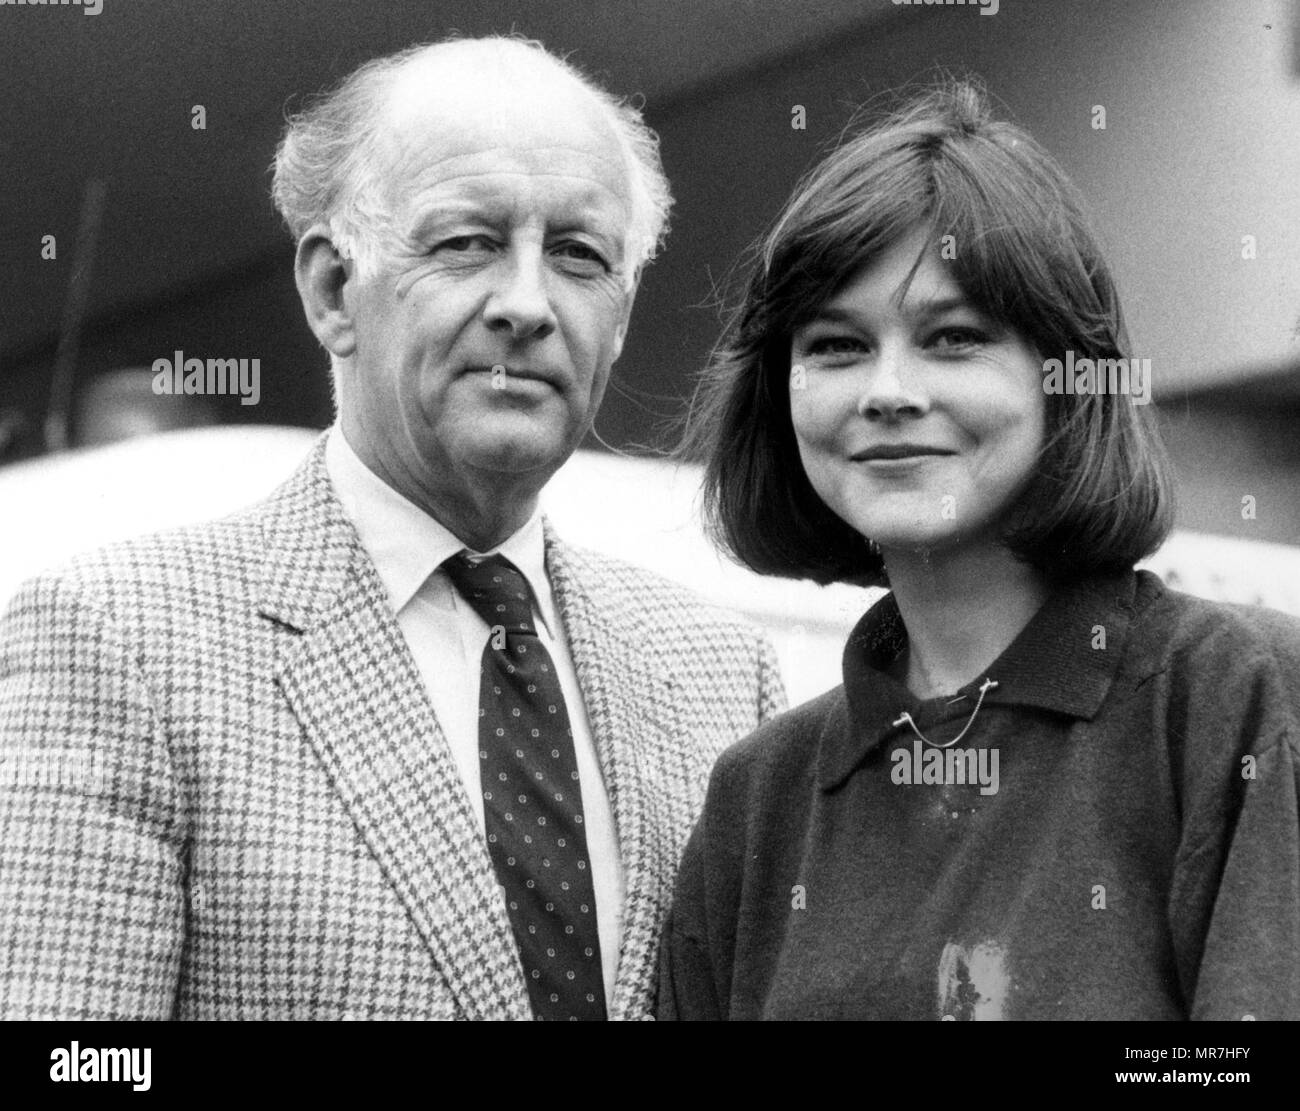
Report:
413,160,625,208
398,171,628,247
386,143,631,233
389,130,625,180
382,55,620,160
376,65,630,211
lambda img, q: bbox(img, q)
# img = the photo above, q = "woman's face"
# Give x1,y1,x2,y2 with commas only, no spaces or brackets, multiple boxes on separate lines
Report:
788,229,1046,558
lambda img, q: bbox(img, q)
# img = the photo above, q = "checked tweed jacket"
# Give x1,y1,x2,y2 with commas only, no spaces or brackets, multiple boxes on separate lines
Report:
0,438,786,1020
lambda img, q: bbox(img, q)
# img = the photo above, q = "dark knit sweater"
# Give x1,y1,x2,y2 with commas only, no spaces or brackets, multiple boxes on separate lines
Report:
658,571,1300,1020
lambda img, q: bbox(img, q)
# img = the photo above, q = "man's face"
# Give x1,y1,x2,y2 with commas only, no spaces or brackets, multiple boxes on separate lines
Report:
336,70,636,514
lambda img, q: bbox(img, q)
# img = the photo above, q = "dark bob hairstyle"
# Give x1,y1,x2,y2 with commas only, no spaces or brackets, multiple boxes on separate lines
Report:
679,80,1175,586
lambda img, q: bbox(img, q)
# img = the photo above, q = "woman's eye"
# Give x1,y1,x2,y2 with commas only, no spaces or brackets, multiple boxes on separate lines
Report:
804,336,864,356
929,327,987,350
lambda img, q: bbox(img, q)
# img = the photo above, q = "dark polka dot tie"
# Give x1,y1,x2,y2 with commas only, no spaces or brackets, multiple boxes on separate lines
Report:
442,552,608,1021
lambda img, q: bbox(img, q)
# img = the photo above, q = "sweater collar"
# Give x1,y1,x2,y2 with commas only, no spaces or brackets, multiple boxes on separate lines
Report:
820,569,1141,791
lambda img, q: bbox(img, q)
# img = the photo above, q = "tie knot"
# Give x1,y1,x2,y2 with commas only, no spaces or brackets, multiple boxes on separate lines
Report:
443,552,537,636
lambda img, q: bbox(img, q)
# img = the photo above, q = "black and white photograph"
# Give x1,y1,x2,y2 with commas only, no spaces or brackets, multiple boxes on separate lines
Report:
1,0,1297,1087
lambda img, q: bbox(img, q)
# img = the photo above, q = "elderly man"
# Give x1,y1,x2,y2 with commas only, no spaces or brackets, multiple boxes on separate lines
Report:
0,36,785,1020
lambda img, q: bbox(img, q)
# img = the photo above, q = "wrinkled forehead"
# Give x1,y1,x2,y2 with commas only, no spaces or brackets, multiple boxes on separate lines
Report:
375,56,633,220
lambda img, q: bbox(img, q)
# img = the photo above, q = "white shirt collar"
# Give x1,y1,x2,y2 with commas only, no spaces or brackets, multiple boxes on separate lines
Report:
324,425,556,636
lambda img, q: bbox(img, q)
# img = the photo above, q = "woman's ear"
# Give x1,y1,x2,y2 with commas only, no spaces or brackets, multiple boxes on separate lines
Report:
295,226,357,358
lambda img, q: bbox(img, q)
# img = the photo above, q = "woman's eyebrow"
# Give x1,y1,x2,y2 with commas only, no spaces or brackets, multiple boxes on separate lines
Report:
904,294,974,317
797,305,859,328
798,295,976,329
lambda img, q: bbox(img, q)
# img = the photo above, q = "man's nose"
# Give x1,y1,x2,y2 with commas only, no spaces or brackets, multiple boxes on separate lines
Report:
483,250,557,341
856,345,928,421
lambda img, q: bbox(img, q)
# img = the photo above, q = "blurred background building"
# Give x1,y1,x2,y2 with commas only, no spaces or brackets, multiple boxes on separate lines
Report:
2,0,1299,696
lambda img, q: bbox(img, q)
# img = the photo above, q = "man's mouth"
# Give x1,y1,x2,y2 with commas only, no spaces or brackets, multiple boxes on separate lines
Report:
467,364,560,389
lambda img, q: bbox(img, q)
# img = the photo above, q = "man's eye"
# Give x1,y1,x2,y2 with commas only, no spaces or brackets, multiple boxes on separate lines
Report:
436,235,495,253
553,242,608,270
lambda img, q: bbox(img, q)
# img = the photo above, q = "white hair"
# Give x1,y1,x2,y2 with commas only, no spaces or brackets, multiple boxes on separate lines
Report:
271,35,672,290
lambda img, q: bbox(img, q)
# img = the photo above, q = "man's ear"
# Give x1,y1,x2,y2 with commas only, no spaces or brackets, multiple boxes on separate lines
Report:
610,280,639,364
295,226,357,358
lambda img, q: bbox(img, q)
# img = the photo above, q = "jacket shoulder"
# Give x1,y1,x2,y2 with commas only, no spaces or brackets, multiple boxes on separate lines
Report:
2,486,300,642
550,538,765,638
5,444,327,621
11,514,263,612
714,686,847,792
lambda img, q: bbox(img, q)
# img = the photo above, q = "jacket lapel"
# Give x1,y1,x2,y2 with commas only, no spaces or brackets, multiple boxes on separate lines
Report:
255,439,530,1021
544,524,686,1020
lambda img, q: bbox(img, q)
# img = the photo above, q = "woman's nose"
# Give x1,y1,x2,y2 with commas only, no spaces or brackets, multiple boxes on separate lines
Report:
856,346,928,421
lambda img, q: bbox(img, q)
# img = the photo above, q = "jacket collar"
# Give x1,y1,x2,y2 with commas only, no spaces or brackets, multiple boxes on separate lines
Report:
255,436,531,1019
254,434,360,633
252,436,673,1020
820,569,1142,791
543,521,686,1021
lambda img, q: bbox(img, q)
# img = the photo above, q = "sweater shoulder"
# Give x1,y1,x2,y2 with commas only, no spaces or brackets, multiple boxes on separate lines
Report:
1132,571,1300,675
1126,572,1300,763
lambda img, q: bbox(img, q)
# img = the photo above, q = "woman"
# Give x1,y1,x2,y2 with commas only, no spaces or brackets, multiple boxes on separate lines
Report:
658,82,1300,1020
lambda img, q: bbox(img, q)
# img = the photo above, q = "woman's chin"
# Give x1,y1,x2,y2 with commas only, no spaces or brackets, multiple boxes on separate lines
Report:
870,524,1002,564
855,518,961,554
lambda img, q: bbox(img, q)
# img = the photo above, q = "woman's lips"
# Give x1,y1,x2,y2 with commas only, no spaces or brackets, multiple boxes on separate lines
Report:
850,445,956,461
